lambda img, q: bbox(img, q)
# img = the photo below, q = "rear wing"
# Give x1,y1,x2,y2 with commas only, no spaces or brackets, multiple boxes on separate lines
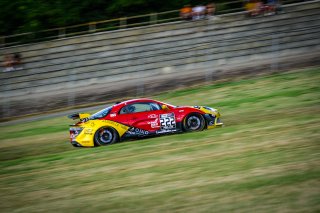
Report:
67,113,91,121
68,113,80,120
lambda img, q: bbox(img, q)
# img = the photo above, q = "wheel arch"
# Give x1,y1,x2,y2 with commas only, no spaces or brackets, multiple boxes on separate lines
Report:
182,112,206,132
94,126,120,146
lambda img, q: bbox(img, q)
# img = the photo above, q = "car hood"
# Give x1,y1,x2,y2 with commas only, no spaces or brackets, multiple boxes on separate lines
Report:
176,105,220,116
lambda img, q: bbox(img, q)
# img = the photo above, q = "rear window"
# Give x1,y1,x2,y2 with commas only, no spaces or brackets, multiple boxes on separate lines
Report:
90,106,112,119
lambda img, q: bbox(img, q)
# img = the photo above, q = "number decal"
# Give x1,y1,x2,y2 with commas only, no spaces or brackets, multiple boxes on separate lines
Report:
160,113,176,130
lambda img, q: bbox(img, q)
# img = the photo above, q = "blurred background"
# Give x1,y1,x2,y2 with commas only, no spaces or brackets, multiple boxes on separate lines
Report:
1,0,319,119
0,1,319,212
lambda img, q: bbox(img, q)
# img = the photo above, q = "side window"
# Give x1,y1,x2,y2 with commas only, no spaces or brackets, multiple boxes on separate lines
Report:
132,103,150,113
119,102,161,114
119,105,133,114
150,102,161,110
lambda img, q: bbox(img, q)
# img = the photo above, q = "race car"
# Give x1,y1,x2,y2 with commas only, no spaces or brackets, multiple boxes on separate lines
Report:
68,98,223,147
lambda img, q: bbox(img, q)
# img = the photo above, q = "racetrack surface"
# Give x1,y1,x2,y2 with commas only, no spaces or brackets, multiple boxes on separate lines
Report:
0,67,319,212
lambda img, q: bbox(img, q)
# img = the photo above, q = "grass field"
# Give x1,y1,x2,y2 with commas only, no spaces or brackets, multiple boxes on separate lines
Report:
0,67,319,212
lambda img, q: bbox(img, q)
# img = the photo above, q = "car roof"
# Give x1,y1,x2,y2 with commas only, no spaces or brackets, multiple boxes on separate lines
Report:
111,98,162,111
115,98,160,106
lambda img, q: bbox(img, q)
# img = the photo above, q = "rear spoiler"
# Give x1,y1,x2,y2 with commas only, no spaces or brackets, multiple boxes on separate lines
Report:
67,113,91,121
68,113,80,120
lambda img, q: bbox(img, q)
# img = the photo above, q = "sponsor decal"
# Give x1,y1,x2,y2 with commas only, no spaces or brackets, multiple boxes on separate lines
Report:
160,113,176,130
81,141,91,144
148,114,157,119
101,120,128,130
103,120,119,126
156,129,177,134
84,129,92,133
110,113,116,117
148,119,159,128
179,110,184,112
84,129,93,134
127,127,149,136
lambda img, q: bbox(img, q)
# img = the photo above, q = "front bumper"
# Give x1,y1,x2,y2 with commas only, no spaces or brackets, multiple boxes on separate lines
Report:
204,114,223,128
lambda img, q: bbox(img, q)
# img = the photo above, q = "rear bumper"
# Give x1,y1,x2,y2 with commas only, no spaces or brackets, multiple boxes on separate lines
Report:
70,141,83,147
69,127,84,147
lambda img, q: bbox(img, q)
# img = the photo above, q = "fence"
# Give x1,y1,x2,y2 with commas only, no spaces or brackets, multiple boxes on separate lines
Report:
0,0,319,119
0,0,311,47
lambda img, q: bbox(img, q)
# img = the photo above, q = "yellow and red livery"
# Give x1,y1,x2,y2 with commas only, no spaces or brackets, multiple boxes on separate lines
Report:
68,98,223,147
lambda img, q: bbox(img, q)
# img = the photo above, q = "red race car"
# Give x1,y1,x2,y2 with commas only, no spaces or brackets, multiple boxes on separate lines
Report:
68,98,223,147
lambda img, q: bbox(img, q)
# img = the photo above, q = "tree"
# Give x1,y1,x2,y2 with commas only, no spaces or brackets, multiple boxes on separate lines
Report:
0,0,237,36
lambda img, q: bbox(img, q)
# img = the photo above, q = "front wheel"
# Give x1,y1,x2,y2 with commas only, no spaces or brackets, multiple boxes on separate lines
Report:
94,127,118,146
183,113,205,132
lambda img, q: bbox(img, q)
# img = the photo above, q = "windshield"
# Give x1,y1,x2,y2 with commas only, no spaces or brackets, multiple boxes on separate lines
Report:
90,106,112,120
161,102,176,108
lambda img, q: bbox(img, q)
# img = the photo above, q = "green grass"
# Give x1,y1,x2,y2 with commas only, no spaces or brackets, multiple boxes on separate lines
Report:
0,67,320,212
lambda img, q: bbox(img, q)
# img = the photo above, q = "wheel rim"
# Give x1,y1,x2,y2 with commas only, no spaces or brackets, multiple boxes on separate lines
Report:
98,129,113,144
187,116,201,130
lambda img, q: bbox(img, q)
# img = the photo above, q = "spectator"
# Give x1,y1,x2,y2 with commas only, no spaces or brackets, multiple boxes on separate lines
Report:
271,0,283,14
192,5,206,20
256,0,264,15
12,53,23,70
264,0,275,15
206,2,216,19
180,5,192,20
2,54,14,72
245,0,255,17
2,53,23,72
262,0,282,16
245,0,264,17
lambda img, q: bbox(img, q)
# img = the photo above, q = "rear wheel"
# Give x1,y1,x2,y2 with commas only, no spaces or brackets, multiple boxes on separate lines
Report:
183,113,205,132
94,127,118,146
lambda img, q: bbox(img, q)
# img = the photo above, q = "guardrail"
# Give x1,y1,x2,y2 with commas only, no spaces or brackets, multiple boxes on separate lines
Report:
0,0,311,47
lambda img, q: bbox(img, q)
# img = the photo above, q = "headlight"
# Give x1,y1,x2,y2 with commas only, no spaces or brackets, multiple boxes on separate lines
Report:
204,106,217,112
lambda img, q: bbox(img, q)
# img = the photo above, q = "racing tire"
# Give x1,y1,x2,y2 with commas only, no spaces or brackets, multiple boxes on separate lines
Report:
94,127,119,146
183,113,206,132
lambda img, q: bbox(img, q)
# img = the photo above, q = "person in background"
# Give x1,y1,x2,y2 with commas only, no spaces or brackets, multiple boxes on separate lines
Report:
2,54,14,72
206,2,216,19
245,0,264,17
180,5,192,20
265,0,276,15
256,0,264,15
245,0,256,17
12,53,23,70
2,53,23,72
273,0,283,14
192,5,206,20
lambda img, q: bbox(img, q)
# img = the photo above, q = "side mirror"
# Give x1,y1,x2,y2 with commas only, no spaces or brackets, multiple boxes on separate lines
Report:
161,105,169,111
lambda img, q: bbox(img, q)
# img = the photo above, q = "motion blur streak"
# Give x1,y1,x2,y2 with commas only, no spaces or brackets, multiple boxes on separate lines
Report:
0,1,320,212
0,1,319,118
0,67,319,212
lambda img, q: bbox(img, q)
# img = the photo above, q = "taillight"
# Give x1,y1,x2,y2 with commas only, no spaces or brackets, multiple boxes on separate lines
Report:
69,127,83,142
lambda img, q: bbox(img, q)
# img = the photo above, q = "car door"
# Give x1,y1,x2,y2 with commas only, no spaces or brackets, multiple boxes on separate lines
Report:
119,101,178,135
118,102,163,133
